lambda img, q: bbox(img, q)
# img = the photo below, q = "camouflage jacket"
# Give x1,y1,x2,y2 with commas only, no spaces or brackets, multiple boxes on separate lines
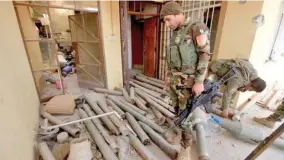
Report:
167,17,211,87
210,59,258,109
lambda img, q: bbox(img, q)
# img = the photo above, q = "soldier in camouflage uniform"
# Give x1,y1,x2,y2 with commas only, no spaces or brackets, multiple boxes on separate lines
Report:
254,101,284,129
160,2,211,114
209,59,266,118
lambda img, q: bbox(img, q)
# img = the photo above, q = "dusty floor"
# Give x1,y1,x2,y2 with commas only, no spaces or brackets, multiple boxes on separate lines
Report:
189,105,284,160
42,69,284,160
41,74,92,99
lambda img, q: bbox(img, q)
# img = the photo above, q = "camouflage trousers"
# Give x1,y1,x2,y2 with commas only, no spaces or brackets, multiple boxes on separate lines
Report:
168,71,194,110
270,99,284,121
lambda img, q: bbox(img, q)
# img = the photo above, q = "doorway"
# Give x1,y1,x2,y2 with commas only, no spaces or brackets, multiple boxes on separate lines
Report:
120,1,161,86
131,16,158,77
13,1,105,102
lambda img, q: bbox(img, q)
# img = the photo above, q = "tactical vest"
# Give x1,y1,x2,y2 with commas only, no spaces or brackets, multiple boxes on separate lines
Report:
225,59,258,85
167,18,198,75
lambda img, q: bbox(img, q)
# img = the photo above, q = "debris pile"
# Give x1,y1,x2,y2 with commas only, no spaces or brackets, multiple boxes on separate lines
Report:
256,82,284,111
232,81,284,121
37,74,191,160
57,45,75,77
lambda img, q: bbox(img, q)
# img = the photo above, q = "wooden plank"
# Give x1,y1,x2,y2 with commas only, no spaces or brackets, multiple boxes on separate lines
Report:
127,11,158,16
69,12,106,88
69,16,99,41
14,2,99,13
77,65,104,86
46,3,65,94
245,122,284,160
13,3,41,100
78,43,101,65
33,67,58,72
267,90,282,110
143,17,157,77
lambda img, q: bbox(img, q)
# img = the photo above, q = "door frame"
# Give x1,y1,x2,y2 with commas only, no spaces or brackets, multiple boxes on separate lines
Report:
13,1,106,102
119,1,162,87
68,11,106,88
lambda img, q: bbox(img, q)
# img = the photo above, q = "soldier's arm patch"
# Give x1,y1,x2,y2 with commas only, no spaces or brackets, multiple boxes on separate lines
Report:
196,34,208,47
191,22,211,54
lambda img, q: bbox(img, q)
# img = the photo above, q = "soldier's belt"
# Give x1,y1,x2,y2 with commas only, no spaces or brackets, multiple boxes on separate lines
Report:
181,65,196,71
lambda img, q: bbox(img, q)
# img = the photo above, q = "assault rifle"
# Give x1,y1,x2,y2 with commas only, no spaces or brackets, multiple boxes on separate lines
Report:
174,66,238,126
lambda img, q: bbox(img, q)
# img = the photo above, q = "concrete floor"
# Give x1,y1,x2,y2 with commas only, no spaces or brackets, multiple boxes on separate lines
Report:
42,70,284,160
41,73,92,99
188,105,284,160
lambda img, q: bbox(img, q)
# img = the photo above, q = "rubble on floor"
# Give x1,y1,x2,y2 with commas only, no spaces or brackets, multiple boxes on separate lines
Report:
36,76,284,160
37,74,191,160
255,81,284,111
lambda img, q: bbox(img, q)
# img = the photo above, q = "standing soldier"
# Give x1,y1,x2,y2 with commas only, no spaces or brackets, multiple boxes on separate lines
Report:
209,59,266,118
160,1,211,114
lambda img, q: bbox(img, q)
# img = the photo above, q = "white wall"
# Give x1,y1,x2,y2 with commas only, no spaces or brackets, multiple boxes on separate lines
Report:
237,0,283,107
0,2,39,160
213,1,263,60
49,8,74,33
249,0,283,79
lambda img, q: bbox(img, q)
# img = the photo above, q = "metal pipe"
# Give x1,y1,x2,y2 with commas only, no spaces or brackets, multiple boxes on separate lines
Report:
97,100,129,135
209,0,216,33
134,97,149,111
201,0,205,22
191,1,194,21
198,1,202,20
140,74,165,84
211,115,284,150
78,109,119,160
135,89,176,119
206,0,210,25
38,142,55,160
129,81,164,101
135,75,164,88
126,113,150,145
130,87,135,103
150,106,166,125
132,79,168,95
93,87,123,96
195,124,209,160
120,99,147,115
107,95,165,134
122,88,133,103
137,95,147,105
82,104,119,153
84,94,120,135
128,134,158,160
106,99,126,118
192,108,209,160
147,94,175,112
41,111,116,130
245,122,284,160
139,122,178,159
41,111,80,137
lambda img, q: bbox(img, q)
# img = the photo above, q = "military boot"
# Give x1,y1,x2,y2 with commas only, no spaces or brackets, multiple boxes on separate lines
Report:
253,116,276,129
